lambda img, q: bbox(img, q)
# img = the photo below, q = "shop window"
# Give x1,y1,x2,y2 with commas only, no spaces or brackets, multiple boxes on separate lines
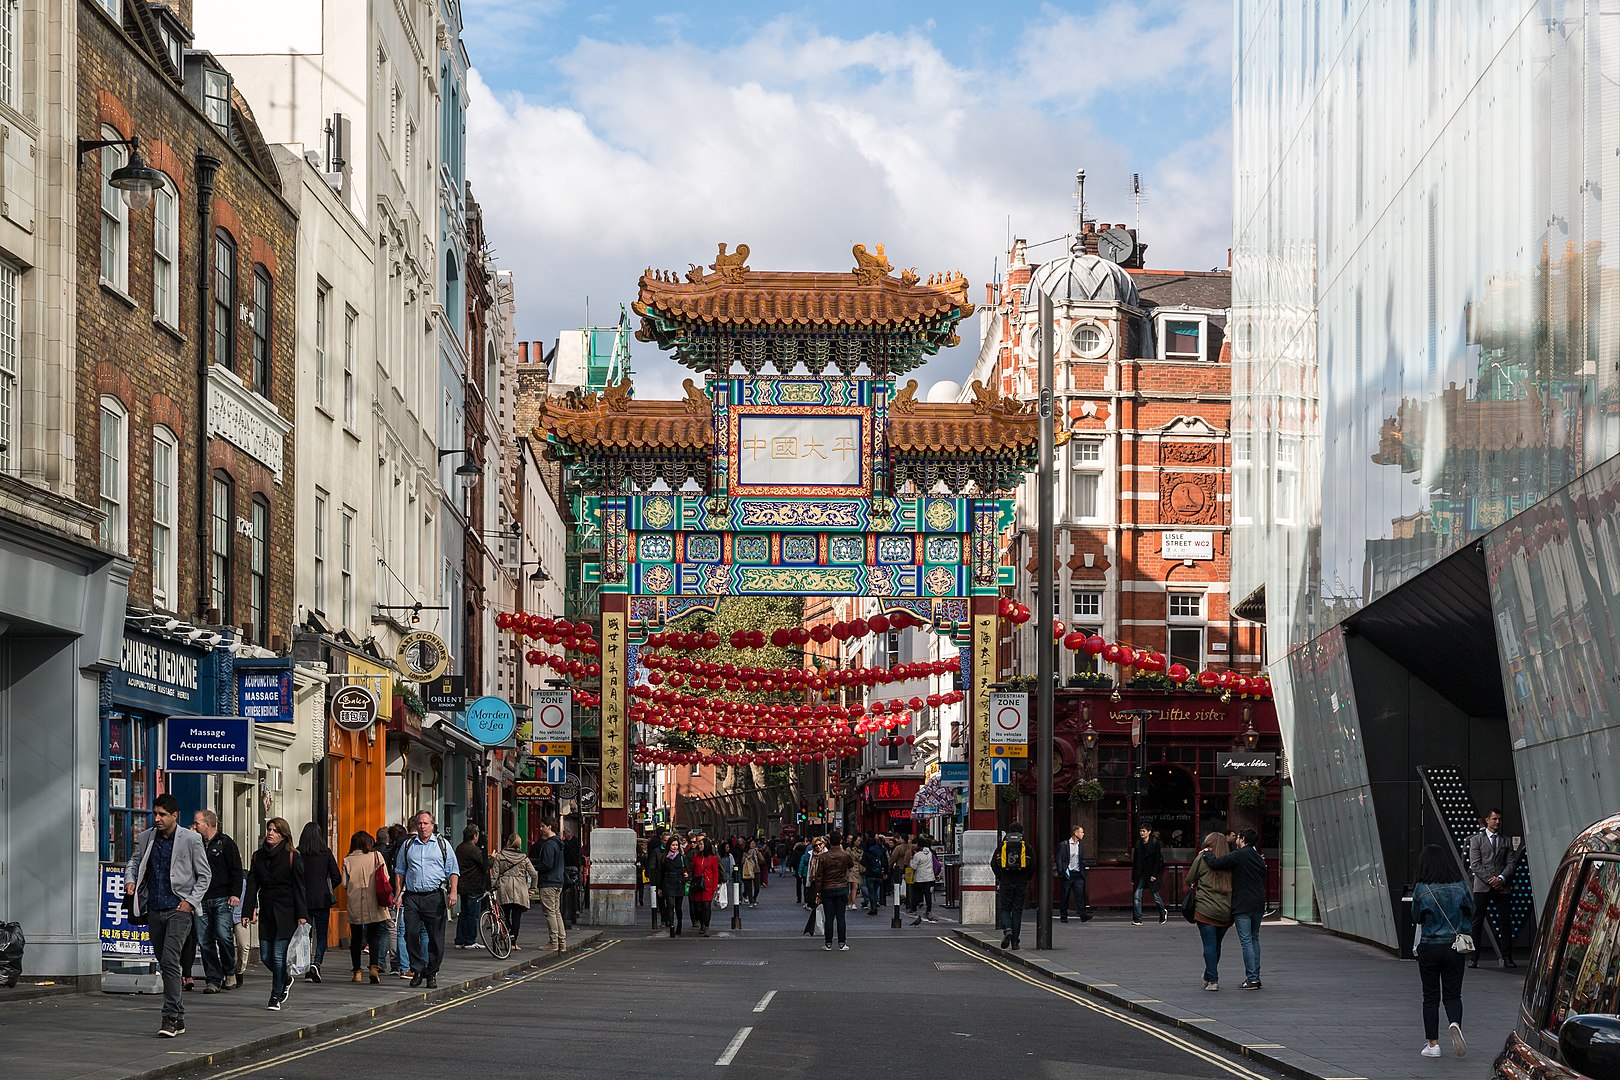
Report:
103,712,156,864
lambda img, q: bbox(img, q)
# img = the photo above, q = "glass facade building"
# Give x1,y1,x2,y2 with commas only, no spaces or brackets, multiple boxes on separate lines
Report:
1233,1,1620,948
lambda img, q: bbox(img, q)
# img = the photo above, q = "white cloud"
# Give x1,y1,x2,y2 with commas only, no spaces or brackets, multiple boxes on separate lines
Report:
466,6,1231,398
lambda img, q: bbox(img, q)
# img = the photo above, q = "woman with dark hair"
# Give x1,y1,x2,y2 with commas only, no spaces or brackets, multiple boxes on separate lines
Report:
688,837,721,937
241,818,309,1010
1412,843,1475,1058
295,822,341,982
657,835,689,936
341,831,388,983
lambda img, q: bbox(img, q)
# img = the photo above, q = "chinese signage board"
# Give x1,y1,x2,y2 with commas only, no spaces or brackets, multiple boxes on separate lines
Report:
238,667,293,723
423,674,466,713
1162,531,1215,560
735,414,865,490
514,780,554,800
113,633,211,714
601,610,626,809
100,864,153,959
163,716,251,773
1215,751,1276,776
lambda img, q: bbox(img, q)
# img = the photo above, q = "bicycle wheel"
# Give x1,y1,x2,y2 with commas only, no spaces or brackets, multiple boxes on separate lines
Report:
487,913,512,959
477,905,496,950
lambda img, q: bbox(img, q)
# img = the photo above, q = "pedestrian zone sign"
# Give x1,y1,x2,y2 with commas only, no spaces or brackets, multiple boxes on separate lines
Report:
990,757,1012,785
544,756,568,784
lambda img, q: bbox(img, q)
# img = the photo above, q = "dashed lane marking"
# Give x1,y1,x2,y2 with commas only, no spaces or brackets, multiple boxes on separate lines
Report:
936,937,1271,1080
753,990,776,1012
715,1026,753,1066
201,941,618,1079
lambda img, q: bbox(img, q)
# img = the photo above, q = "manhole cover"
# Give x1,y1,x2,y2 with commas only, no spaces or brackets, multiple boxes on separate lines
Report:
934,962,978,970
704,960,768,966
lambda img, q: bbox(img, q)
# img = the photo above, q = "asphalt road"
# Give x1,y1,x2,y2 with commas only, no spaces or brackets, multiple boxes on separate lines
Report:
177,924,1286,1080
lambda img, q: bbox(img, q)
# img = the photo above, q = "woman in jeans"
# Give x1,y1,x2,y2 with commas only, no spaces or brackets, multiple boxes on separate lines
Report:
1412,843,1475,1058
908,836,937,923
296,822,341,982
241,817,309,1010
491,832,536,949
1185,832,1234,989
340,831,388,982
656,836,689,936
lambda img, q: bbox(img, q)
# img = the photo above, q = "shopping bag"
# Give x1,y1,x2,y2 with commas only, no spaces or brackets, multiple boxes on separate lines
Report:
286,923,314,977
716,888,728,910
814,906,825,936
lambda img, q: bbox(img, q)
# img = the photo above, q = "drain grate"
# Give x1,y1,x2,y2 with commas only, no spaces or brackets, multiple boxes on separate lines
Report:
934,962,978,970
704,959,768,966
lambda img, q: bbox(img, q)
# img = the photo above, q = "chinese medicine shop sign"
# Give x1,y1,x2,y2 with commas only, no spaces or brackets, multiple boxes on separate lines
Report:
163,716,251,773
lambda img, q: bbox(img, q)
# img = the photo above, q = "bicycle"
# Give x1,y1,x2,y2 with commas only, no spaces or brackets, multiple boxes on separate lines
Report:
476,890,513,959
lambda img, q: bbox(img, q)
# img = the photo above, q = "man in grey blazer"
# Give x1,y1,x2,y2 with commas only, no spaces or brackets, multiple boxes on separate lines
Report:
1466,808,1520,967
1055,825,1093,923
125,794,212,1037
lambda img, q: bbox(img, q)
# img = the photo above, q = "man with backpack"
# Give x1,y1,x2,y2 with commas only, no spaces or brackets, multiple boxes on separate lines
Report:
860,834,887,914
992,822,1035,950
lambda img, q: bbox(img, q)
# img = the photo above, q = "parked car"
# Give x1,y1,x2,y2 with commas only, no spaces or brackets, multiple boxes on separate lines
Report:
1493,814,1620,1080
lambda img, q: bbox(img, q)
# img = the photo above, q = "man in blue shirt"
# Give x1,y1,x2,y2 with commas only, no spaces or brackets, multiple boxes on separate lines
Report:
393,811,459,988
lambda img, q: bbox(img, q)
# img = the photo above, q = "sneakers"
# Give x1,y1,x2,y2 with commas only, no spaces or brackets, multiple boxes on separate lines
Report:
823,943,833,951
1000,935,1012,950
1449,1022,1466,1057
1159,910,1168,924
278,985,291,1007
467,942,485,949
1204,981,1219,991
267,999,282,1011
1238,979,1262,990
157,1017,181,1037
400,969,415,979
308,965,322,983
924,914,938,923
1420,1044,1442,1058
202,984,222,994
1132,919,1144,926
839,944,849,951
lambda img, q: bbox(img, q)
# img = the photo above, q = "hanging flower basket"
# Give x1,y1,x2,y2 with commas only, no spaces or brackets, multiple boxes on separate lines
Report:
1068,778,1104,804
1234,779,1266,808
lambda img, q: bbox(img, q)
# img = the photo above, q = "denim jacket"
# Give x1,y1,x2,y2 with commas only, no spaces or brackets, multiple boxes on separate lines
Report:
1412,880,1475,946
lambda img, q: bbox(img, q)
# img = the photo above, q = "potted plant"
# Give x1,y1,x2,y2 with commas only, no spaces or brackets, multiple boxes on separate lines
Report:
392,678,425,717
1233,779,1265,809
1065,671,1114,689
1068,778,1104,804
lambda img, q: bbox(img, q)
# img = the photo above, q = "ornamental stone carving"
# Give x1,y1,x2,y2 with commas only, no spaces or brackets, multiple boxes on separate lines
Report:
1160,471,1220,525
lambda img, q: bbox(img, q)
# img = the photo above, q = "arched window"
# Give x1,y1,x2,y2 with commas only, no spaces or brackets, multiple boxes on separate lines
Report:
98,396,127,552
152,175,179,327
250,495,270,644
212,229,236,369
210,470,234,622
251,265,271,395
99,126,128,291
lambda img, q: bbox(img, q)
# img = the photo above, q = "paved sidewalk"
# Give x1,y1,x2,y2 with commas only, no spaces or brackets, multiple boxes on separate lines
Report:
0,932,602,1080
953,916,1526,1080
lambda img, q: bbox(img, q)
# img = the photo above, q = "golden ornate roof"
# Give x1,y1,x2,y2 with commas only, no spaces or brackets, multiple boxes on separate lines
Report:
536,377,714,452
634,243,975,332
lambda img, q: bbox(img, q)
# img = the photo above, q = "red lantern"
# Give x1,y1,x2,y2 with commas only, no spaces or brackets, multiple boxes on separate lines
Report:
702,631,720,650
1063,631,1086,651
1196,670,1219,689
789,627,810,646
868,613,891,634
831,621,851,641
810,624,833,644
1101,643,1124,664
849,618,869,638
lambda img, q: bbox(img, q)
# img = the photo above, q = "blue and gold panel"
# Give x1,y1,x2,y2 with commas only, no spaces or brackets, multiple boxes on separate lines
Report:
780,534,818,564
734,566,865,595
923,565,964,597
828,534,865,565
733,498,867,532
733,533,771,564
922,496,964,533
876,534,917,565
923,535,962,565
736,377,870,408
637,533,674,563
683,533,722,563
635,493,679,531
639,563,676,596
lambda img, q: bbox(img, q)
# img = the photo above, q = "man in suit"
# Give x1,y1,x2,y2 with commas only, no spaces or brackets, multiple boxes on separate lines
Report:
1056,825,1093,923
1466,808,1521,967
125,794,212,1038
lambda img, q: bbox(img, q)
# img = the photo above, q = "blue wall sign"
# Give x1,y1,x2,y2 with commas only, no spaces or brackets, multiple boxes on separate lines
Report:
544,756,569,784
163,716,251,773
990,757,1011,786
238,668,294,723
100,864,153,959
112,632,214,714
464,696,516,746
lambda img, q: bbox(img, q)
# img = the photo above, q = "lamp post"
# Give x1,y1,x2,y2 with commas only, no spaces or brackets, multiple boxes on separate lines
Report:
1032,293,1057,949
1116,709,1159,835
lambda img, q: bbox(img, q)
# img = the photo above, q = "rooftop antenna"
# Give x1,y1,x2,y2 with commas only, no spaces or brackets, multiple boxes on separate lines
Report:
1072,169,1087,252
1133,172,1144,233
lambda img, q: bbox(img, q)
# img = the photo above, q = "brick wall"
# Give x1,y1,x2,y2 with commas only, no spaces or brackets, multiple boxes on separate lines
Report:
77,2,298,646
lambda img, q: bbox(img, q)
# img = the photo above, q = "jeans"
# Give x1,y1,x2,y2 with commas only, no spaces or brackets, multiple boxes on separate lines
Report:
260,934,291,1004
1416,942,1466,1040
348,921,385,971
820,888,848,944
1133,881,1166,921
148,907,193,1021
308,907,331,968
910,881,934,915
1232,911,1262,982
863,874,886,913
998,882,1029,943
454,893,482,946
195,897,237,987
401,890,448,978
1059,871,1088,919
1198,922,1231,984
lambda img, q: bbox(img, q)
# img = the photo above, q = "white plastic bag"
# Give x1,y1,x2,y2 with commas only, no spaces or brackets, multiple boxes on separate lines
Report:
716,887,728,910
286,923,314,977
814,905,825,936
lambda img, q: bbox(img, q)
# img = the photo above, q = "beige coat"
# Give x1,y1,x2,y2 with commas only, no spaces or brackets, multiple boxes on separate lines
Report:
492,848,535,909
342,851,388,925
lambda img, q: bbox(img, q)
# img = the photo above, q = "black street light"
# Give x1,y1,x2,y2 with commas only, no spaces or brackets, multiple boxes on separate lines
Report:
519,560,551,583
78,135,164,210
438,447,484,478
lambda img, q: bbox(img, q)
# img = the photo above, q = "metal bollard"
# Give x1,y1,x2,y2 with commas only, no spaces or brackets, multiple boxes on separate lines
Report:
891,881,903,929
731,876,743,930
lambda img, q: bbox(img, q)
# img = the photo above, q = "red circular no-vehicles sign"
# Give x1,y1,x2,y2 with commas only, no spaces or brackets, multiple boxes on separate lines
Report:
994,703,1023,734
536,703,567,733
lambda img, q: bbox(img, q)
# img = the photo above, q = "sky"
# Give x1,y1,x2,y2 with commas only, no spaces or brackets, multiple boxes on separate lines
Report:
463,1,1233,399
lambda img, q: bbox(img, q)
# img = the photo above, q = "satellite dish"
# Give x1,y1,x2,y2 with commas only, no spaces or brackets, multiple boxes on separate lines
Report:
1099,227,1136,265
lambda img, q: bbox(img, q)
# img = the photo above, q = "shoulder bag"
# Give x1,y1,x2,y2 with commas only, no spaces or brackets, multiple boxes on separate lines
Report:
373,853,394,907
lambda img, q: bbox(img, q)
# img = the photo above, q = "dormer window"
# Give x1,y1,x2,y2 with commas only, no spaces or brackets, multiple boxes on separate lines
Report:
203,68,230,132
1157,314,1208,361
160,25,183,73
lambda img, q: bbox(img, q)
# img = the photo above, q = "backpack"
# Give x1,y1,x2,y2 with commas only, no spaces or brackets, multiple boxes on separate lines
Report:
996,837,1028,873
863,847,886,876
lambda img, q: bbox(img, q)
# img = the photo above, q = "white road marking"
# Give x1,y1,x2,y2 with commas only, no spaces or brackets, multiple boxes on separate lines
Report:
716,1026,754,1066
752,990,776,1012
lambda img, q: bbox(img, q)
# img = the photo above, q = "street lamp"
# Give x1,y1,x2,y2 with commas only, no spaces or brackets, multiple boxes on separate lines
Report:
519,560,551,583
438,447,484,478
1241,703,1259,750
78,135,164,210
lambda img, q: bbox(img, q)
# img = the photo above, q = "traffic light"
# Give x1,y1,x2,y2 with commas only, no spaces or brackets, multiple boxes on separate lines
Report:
798,799,808,822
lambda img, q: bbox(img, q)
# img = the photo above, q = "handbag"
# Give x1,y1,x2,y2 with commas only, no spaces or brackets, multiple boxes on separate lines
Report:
373,856,394,908
1181,885,1198,923
121,891,149,927
904,866,916,884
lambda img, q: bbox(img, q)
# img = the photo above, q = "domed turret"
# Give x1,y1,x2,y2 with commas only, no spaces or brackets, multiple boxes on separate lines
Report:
925,380,962,404
1025,252,1139,307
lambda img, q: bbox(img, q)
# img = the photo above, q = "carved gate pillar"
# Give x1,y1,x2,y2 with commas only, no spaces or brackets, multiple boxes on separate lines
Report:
960,593,1002,925
590,592,636,926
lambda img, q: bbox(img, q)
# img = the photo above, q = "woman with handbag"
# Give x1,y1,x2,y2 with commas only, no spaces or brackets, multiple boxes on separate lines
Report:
491,832,536,949
1185,832,1234,990
295,822,342,982
689,837,721,936
656,836,689,937
1412,844,1476,1058
241,818,309,1010
340,831,389,982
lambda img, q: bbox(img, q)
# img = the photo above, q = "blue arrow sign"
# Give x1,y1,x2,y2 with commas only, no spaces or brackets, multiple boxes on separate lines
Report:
545,756,568,784
990,757,1011,786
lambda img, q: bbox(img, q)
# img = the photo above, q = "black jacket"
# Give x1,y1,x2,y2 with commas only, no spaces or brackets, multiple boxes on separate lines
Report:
1202,845,1266,915
1055,838,1087,879
1132,839,1165,884
991,835,1035,884
201,831,244,902
298,849,341,911
658,852,689,893
456,840,492,894
243,841,310,940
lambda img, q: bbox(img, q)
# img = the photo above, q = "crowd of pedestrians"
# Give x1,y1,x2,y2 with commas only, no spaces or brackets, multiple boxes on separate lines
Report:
122,804,582,1039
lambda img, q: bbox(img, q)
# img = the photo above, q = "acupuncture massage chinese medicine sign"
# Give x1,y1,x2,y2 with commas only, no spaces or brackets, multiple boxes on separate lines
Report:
162,716,251,773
